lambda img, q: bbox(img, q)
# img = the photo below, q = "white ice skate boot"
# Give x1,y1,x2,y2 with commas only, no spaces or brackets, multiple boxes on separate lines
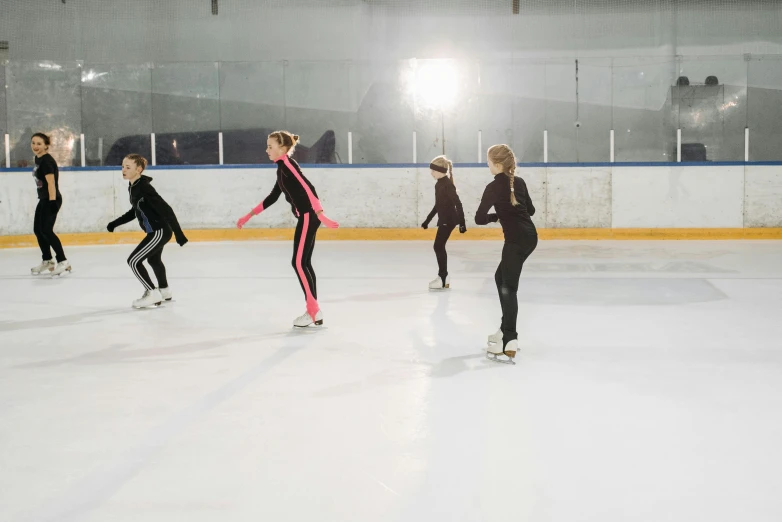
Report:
50,260,72,277
487,328,503,345
293,309,323,327
159,287,173,301
31,260,55,275
132,288,163,309
428,275,450,290
486,339,518,365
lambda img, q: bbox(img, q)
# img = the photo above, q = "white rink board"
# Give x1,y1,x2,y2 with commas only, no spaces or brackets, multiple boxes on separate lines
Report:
3,164,782,235
744,166,782,228
546,167,612,228
612,165,745,228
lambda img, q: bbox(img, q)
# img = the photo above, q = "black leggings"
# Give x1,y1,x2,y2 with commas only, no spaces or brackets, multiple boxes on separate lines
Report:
33,199,66,263
292,211,321,301
494,236,538,346
127,228,172,291
434,223,456,281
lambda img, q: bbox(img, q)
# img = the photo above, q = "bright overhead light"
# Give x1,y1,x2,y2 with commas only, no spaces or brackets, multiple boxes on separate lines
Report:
406,59,460,112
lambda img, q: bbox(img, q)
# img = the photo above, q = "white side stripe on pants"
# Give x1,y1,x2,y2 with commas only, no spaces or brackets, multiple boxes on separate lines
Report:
128,229,164,290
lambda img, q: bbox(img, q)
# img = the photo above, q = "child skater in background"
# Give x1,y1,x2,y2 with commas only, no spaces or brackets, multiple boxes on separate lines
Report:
29,132,71,277
236,131,339,328
474,144,537,364
421,155,466,290
106,154,188,309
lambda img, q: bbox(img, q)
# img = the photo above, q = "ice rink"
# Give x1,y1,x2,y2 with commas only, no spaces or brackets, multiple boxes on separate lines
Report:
2,239,782,522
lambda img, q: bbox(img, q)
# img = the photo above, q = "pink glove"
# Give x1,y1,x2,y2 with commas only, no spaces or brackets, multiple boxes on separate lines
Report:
236,213,252,229
236,202,264,229
317,212,339,229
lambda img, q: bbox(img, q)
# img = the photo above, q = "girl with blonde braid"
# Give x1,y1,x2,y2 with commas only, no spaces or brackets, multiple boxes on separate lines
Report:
421,155,466,290
475,144,538,364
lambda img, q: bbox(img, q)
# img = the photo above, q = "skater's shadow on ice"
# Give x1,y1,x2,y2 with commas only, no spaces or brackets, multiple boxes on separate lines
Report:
323,291,422,304
13,332,292,369
313,353,491,398
313,293,498,398
0,308,130,332
420,292,500,376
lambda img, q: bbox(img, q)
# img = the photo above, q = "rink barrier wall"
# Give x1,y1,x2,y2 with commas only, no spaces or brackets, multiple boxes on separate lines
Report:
2,163,782,247
3,227,782,249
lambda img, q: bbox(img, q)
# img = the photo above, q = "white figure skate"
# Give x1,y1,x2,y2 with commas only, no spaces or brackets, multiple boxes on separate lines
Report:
31,260,55,275
159,287,173,301
293,309,323,327
132,288,163,309
50,260,72,277
487,328,502,345
428,275,450,290
486,339,518,365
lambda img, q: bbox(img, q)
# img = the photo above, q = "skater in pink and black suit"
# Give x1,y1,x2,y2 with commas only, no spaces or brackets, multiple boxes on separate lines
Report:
236,131,339,328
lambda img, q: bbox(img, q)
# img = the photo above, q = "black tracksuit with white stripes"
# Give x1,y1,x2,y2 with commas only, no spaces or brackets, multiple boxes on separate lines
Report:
108,175,187,290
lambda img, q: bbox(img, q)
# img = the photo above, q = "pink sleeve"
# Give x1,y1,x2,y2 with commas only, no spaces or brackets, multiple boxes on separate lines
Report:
281,155,323,213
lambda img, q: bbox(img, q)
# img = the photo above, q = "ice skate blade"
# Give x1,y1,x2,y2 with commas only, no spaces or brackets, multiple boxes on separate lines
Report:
486,352,516,365
293,319,324,328
50,268,72,278
132,302,162,309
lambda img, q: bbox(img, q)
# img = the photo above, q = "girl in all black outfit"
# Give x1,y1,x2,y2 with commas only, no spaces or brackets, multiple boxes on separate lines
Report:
475,144,538,364
30,133,71,276
107,154,188,308
236,131,339,327
421,155,466,290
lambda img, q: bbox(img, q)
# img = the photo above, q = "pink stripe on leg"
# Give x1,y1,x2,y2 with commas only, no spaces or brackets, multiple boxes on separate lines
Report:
295,213,320,320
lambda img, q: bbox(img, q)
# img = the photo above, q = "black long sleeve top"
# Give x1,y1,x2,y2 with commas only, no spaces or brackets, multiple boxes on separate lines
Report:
110,175,186,240
423,177,466,228
261,156,321,217
475,174,537,243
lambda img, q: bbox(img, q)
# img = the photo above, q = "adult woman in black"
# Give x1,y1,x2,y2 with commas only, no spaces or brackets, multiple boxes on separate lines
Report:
30,133,71,276
475,144,538,364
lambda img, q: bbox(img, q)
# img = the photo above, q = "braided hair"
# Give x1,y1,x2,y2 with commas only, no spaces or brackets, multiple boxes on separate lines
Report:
487,144,519,206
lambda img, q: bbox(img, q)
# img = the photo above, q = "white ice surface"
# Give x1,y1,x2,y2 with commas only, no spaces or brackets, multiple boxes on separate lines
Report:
2,240,782,522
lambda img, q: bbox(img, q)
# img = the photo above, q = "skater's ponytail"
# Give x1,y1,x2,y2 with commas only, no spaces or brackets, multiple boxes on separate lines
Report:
430,155,455,188
124,154,148,172
487,144,519,206
269,130,300,156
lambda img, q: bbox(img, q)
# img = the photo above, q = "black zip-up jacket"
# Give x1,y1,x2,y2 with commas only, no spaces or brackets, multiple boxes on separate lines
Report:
262,156,321,217
422,177,465,228
109,175,186,241
475,174,537,244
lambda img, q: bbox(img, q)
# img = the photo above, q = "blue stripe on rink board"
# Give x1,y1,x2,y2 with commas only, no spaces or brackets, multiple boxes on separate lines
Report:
2,161,782,173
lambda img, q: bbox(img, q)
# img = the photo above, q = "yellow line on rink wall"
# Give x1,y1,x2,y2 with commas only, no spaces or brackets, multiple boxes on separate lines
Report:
2,227,782,249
